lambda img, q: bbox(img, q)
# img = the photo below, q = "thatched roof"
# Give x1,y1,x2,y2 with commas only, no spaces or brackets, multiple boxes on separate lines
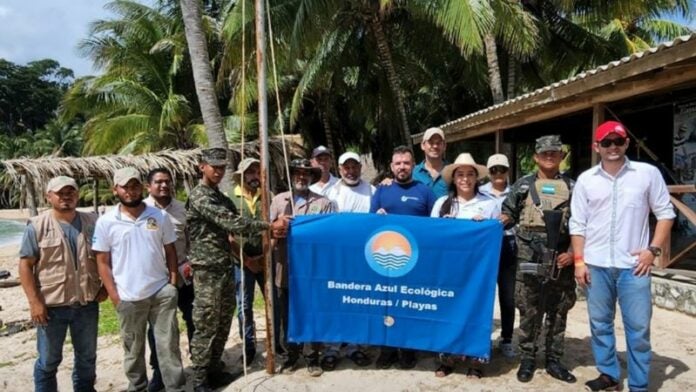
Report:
1,137,304,195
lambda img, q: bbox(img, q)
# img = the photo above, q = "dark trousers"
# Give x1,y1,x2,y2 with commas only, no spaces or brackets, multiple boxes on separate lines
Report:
497,235,517,341
234,264,265,355
147,283,195,376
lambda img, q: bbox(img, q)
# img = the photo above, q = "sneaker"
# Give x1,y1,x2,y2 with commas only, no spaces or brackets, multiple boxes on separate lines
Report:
147,369,164,392
398,350,417,370
307,355,324,377
585,373,620,391
498,340,515,359
545,360,576,383
375,350,399,369
280,353,300,373
207,370,241,389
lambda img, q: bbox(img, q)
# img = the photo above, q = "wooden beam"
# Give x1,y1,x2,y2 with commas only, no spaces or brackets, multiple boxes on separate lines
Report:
494,130,502,153
663,195,696,268
591,104,605,165
668,184,696,194
446,64,696,142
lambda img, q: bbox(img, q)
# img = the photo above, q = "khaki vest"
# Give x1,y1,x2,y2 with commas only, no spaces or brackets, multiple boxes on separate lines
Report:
519,179,570,231
30,212,100,307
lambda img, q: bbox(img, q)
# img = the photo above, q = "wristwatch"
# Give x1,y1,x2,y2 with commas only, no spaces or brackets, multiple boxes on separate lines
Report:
648,246,662,257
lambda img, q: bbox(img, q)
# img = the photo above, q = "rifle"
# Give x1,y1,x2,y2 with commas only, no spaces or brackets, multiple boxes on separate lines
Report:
519,209,565,356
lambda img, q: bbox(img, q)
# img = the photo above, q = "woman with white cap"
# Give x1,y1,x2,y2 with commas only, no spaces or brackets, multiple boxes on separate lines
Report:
480,153,517,360
430,153,499,378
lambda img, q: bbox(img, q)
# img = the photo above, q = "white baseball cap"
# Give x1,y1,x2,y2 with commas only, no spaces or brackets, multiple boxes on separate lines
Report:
486,154,510,169
338,152,360,165
311,145,331,158
422,127,445,142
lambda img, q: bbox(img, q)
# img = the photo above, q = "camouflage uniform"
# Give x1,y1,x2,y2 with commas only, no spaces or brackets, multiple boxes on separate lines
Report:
186,149,269,386
501,136,576,363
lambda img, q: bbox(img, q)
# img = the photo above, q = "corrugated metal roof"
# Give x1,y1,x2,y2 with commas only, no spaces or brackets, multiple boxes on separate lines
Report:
428,33,696,139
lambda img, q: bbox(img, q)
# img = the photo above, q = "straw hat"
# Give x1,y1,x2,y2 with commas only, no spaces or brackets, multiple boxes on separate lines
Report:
442,153,488,184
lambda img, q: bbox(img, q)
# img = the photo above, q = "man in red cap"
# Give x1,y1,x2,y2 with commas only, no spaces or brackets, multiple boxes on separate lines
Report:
570,121,675,392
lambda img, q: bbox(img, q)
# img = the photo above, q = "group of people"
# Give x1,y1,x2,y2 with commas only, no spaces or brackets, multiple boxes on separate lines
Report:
18,120,674,392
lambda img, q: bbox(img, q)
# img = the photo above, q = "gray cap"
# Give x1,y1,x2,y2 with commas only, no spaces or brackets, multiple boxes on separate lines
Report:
113,167,142,186
535,135,563,153
311,145,331,158
232,157,260,183
201,148,229,166
46,176,78,193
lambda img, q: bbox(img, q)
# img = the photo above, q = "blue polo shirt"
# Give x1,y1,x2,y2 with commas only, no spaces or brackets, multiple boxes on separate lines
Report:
370,181,436,216
413,160,449,198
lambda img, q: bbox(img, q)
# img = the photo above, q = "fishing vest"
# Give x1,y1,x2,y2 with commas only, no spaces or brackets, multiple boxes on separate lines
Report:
519,178,570,232
29,212,101,307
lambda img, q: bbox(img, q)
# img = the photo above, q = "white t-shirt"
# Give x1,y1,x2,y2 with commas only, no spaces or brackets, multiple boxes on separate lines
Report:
430,194,500,220
92,204,177,301
309,174,339,196
325,179,375,213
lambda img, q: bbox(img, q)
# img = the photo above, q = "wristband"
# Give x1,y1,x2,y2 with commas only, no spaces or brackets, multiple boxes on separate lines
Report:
573,254,584,261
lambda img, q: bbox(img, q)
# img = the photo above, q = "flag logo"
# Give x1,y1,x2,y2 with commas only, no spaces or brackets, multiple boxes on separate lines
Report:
364,226,419,277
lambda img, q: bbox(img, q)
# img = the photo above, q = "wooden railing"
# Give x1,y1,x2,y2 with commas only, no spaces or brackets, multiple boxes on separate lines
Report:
662,184,696,268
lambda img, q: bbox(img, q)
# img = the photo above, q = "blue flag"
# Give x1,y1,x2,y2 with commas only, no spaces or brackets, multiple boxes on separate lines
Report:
288,213,503,359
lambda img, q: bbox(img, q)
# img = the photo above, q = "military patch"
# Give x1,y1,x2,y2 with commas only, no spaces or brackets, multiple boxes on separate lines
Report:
541,185,556,195
146,217,159,230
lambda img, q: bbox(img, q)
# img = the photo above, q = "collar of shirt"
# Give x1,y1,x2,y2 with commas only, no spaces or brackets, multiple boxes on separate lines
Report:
114,204,157,223
144,195,172,210
479,182,510,199
592,157,634,178
234,185,261,214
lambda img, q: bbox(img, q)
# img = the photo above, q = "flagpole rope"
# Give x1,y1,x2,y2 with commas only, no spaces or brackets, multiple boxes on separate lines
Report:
238,0,249,381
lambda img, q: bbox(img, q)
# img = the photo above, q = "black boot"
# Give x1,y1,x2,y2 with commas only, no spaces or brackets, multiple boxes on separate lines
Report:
516,358,536,383
545,360,577,383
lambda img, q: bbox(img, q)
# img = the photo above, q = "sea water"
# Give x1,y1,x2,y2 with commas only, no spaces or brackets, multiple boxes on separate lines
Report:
0,219,25,247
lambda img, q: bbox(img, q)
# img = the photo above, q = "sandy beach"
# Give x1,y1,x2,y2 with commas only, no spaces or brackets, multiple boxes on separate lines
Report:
0,209,694,391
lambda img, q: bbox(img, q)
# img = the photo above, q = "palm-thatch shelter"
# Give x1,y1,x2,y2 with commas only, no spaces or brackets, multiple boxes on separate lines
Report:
1,136,304,216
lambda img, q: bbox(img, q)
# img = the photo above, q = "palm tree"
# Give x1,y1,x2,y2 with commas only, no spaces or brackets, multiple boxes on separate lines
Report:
180,0,229,149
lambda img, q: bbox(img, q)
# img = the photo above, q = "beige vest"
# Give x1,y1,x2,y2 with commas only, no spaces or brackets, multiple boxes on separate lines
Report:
30,212,100,306
519,179,570,231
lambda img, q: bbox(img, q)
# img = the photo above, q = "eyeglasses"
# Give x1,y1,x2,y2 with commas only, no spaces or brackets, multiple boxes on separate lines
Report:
489,166,508,175
598,137,627,148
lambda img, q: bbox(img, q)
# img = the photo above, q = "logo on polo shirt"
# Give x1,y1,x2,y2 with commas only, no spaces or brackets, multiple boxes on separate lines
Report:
364,226,419,278
400,195,418,203
146,217,159,230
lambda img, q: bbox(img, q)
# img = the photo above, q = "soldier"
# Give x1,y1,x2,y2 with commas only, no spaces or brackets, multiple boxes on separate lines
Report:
271,158,336,376
501,135,577,384
187,148,289,392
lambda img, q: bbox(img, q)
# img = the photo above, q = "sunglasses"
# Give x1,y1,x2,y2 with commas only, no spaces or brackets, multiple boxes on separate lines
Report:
598,137,627,148
489,166,508,175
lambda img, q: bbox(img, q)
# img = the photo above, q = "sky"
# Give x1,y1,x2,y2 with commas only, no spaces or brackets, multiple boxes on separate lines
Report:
0,0,112,76
0,1,694,78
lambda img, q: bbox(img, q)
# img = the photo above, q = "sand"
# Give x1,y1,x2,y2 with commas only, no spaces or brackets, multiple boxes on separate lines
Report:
0,210,694,391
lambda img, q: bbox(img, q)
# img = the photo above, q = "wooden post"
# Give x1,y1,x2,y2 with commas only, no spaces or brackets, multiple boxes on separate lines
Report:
591,104,605,165
494,130,503,153
25,176,39,217
93,179,99,214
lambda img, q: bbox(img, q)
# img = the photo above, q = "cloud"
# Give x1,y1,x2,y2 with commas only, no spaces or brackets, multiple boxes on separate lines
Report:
0,0,111,76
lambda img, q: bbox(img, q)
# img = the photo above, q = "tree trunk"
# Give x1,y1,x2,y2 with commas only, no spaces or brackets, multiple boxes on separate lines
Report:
507,57,516,100
367,13,410,146
180,0,227,148
180,0,233,190
484,33,505,105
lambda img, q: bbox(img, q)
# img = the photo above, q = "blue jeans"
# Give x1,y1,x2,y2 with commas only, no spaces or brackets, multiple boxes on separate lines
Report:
587,266,652,392
234,264,265,354
34,302,99,392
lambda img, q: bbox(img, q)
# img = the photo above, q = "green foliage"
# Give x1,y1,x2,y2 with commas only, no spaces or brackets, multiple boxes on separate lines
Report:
98,301,121,336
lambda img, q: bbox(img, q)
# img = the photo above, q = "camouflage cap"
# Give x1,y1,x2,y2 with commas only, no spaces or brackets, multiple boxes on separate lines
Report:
46,176,78,193
200,147,229,166
535,135,563,153
113,167,142,186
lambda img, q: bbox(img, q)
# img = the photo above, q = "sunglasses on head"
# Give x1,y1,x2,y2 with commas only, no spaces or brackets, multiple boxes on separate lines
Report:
489,166,508,175
598,137,627,148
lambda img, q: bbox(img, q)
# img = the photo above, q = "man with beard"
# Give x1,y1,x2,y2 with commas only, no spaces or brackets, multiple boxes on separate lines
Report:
19,176,104,392
228,158,266,367
321,152,375,370
370,145,436,370
143,168,193,392
570,121,674,392
186,148,289,392
309,145,339,196
93,167,186,392
270,158,335,376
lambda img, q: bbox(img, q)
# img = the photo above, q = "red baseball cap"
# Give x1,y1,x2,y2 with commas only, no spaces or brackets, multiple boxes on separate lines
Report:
595,121,628,141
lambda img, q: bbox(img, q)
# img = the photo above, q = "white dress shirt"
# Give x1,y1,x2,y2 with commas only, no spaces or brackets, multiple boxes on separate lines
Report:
569,159,675,268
